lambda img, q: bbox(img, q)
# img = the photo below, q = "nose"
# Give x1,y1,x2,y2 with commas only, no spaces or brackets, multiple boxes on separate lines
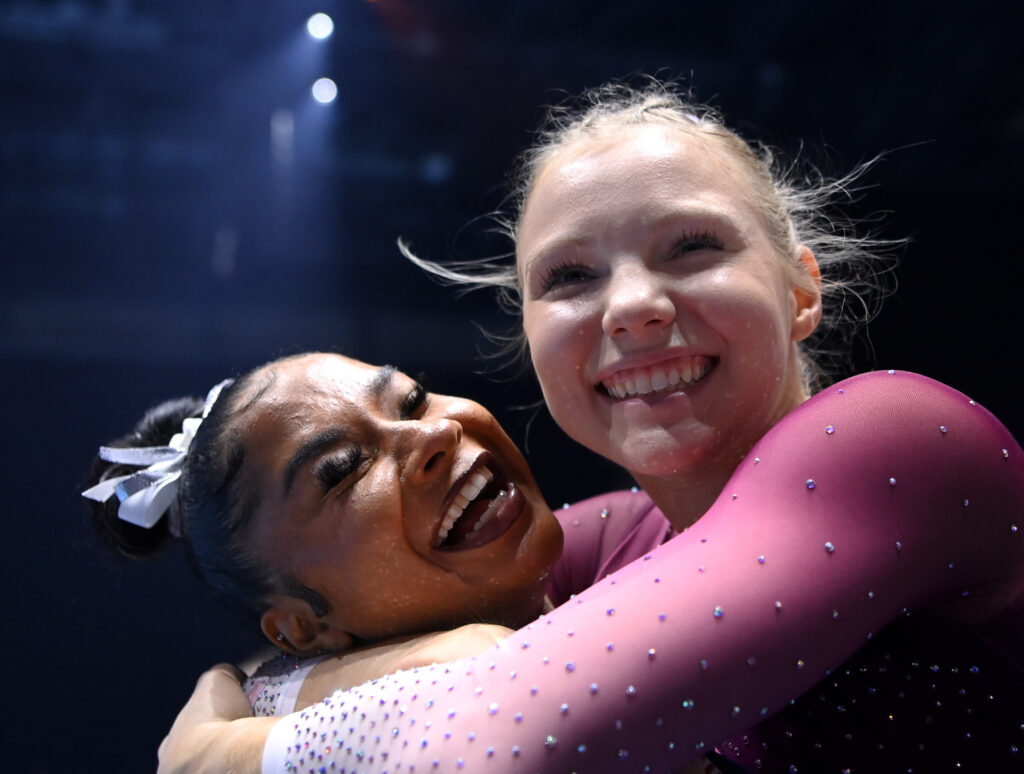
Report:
601,263,676,337
396,416,463,484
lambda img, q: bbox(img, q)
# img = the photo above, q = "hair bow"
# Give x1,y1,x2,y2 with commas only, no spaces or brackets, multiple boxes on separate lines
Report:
82,379,233,530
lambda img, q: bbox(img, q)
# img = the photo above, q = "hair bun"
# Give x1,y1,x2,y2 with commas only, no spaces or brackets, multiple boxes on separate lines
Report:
84,396,204,559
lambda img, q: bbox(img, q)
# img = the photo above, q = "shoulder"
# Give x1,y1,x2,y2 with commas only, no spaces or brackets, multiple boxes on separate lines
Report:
549,489,672,603
781,370,1018,459
807,370,978,414
555,488,662,527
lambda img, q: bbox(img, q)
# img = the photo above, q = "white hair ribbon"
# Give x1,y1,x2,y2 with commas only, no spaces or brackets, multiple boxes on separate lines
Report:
81,379,233,530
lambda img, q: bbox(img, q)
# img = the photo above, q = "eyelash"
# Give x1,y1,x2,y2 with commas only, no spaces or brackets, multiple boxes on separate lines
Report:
313,447,364,492
401,382,429,419
536,229,724,293
311,382,429,494
537,262,594,293
671,229,723,255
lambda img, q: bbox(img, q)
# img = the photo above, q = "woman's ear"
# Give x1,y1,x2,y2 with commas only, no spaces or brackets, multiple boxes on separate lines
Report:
260,595,356,656
791,245,823,342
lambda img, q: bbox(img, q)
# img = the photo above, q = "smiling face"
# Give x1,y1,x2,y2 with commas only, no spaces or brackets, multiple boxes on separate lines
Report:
518,124,820,522
240,353,562,651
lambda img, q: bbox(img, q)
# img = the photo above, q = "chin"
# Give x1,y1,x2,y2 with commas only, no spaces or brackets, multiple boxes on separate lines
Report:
611,439,709,479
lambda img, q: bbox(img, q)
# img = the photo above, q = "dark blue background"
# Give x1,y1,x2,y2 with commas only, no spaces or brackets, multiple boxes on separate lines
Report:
2,1,1020,770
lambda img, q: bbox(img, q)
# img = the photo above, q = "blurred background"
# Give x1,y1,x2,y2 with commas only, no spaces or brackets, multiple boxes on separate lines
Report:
2,0,1020,770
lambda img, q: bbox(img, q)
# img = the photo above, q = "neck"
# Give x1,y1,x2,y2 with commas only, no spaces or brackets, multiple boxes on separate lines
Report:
632,456,739,532
634,382,811,532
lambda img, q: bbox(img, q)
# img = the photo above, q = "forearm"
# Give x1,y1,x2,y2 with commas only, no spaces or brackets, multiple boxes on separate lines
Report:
260,374,1024,772
159,664,275,774
159,717,274,774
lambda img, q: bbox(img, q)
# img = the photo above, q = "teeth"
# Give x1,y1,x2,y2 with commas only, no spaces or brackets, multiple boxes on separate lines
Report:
601,356,713,400
437,466,495,544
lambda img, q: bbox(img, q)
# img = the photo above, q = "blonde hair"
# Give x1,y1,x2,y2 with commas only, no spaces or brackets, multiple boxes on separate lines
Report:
402,76,899,392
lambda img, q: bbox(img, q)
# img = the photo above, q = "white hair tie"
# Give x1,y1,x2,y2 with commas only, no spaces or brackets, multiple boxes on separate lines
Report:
82,379,233,533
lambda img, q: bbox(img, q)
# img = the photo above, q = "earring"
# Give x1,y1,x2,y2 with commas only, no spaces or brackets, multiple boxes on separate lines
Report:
275,633,285,642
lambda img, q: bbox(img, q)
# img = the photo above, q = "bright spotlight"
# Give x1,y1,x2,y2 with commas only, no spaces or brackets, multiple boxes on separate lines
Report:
306,13,334,40
312,77,338,104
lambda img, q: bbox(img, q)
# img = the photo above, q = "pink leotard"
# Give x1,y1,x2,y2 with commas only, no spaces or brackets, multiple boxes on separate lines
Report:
262,371,1024,772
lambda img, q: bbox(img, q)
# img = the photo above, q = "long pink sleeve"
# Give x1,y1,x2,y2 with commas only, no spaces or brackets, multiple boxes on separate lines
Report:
264,371,1024,772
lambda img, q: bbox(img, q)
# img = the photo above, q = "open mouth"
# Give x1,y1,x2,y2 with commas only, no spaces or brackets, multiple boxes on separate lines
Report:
434,463,522,551
599,355,716,399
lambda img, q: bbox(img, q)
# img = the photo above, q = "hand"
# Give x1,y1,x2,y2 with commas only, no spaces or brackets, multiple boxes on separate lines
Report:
157,663,276,774
298,623,514,707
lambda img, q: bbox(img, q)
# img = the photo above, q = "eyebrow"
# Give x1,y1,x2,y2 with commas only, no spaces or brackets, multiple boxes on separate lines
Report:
370,364,397,398
281,365,398,497
283,427,346,497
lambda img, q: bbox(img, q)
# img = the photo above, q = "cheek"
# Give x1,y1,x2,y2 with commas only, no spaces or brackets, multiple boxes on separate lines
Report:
524,303,592,390
700,270,790,351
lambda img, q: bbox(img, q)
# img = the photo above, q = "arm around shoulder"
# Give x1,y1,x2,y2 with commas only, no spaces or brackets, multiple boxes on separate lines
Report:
158,664,275,774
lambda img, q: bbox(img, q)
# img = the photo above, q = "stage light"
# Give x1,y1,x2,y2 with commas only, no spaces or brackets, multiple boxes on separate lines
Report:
312,77,338,103
306,13,334,40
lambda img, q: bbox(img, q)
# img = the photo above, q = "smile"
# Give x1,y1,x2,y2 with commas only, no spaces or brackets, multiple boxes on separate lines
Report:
600,355,715,399
435,463,523,551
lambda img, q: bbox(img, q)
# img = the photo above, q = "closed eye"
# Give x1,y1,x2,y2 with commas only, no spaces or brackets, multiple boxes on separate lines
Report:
400,382,429,419
313,447,364,493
